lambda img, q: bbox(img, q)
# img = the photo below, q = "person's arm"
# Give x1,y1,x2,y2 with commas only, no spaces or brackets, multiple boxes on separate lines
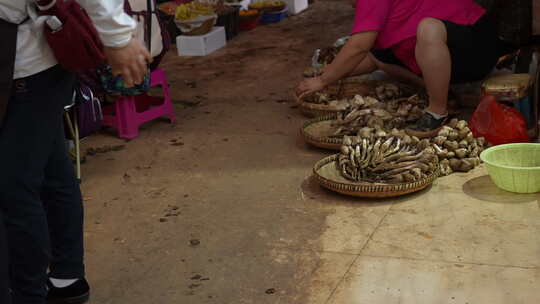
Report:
76,0,135,48
322,31,377,84
296,0,390,97
296,32,377,97
76,0,151,87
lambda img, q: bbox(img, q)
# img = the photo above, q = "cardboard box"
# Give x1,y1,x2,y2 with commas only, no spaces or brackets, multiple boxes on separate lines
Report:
176,27,226,56
283,0,308,15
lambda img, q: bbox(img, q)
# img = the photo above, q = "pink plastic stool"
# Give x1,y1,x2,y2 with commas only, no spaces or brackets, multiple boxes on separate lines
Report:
103,69,177,139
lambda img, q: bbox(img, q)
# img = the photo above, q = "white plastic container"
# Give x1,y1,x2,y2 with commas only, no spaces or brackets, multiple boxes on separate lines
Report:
176,27,226,56
283,0,308,15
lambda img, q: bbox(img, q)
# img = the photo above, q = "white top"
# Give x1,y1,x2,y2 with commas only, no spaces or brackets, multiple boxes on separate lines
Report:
0,0,136,79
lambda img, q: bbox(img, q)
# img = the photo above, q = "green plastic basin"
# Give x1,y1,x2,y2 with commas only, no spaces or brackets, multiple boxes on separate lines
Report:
480,143,540,193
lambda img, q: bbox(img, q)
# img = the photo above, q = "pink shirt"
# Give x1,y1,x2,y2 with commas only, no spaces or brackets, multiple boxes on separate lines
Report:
352,0,485,74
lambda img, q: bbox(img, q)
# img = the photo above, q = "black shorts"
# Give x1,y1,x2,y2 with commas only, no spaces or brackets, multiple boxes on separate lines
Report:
372,15,503,84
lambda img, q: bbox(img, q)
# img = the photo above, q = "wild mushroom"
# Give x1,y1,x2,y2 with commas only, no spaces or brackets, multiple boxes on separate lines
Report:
448,118,459,129
433,136,446,146
455,148,468,159
444,141,459,151
456,120,468,130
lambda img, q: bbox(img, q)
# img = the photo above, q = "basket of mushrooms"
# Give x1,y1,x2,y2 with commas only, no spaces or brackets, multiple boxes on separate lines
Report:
311,118,487,198
313,130,439,198
301,94,427,150
298,81,420,118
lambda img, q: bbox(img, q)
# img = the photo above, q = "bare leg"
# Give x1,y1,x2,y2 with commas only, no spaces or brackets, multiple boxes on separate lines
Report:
415,18,451,116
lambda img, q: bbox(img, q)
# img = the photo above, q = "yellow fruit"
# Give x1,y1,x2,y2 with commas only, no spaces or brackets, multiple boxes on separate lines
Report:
175,2,214,21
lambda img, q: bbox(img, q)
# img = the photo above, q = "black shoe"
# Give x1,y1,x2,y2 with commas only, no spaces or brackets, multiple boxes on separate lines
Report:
47,278,90,304
406,112,448,138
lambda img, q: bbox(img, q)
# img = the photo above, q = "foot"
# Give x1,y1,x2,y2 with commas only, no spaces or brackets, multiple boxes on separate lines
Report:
47,278,90,304
405,112,448,138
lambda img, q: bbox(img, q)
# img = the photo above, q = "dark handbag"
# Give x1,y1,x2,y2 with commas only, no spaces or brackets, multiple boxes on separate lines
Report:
37,0,106,72
73,84,103,138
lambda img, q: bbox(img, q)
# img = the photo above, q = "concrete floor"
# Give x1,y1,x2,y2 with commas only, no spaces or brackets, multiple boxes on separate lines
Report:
81,1,540,303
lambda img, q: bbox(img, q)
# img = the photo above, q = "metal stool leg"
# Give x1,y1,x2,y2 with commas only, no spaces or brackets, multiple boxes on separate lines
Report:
64,111,81,181
74,113,81,181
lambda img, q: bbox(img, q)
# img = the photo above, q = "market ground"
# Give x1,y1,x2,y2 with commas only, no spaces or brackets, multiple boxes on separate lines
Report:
81,1,540,303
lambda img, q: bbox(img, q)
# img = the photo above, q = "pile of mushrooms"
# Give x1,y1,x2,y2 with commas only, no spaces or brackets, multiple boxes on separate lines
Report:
434,118,486,175
330,94,427,137
375,83,402,101
338,132,438,184
335,118,486,184
304,83,421,107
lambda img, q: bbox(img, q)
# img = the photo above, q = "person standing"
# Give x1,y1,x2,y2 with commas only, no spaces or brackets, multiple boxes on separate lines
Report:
0,1,151,303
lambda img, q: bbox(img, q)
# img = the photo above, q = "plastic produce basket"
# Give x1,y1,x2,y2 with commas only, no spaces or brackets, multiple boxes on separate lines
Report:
175,15,217,36
260,7,288,24
239,14,261,31
480,143,540,193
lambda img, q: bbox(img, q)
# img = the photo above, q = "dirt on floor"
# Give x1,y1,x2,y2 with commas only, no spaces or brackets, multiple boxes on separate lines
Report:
80,1,540,304
82,1,355,303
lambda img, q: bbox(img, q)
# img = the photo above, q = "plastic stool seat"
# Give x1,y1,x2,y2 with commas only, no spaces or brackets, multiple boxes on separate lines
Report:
103,68,176,139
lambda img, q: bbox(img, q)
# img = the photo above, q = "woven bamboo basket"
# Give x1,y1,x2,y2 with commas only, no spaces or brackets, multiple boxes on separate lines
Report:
301,114,343,151
313,155,439,198
180,17,216,36
297,79,420,118
299,102,343,118
297,78,377,118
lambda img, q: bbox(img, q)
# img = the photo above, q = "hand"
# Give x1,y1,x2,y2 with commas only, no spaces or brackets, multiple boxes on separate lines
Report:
104,38,152,88
296,77,327,99
320,65,329,75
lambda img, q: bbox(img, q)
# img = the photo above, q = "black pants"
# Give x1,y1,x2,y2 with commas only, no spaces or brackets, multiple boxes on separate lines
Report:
0,212,11,304
372,15,505,84
0,66,85,304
